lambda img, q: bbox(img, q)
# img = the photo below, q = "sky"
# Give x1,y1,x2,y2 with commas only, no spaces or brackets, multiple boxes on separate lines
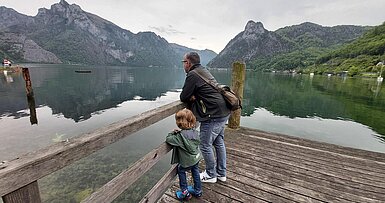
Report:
1,0,384,53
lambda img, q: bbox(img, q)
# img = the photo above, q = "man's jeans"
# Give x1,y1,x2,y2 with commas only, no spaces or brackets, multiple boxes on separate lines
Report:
199,115,229,178
177,163,202,193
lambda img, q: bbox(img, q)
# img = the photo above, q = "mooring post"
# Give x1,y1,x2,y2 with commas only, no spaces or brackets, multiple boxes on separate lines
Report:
22,68,38,125
228,61,246,129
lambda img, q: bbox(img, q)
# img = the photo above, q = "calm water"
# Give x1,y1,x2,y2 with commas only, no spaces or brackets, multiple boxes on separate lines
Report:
1,64,385,202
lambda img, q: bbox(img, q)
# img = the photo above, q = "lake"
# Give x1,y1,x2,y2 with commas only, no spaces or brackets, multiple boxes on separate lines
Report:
1,64,384,202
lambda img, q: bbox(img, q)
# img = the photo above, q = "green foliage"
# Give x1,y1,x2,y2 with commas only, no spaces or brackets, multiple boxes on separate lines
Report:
313,22,385,75
0,40,24,62
249,47,331,71
249,23,382,75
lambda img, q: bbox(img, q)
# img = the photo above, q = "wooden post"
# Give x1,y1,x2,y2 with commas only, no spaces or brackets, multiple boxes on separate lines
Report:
22,68,38,125
2,181,42,203
228,62,246,129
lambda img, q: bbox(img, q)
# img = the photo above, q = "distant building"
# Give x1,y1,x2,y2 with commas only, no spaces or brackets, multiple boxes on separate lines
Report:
3,59,11,67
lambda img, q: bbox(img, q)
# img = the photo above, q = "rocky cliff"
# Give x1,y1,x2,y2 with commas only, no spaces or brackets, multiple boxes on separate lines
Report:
208,21,294,68
0,32,61,63
208,20,371,70
0,0,216,66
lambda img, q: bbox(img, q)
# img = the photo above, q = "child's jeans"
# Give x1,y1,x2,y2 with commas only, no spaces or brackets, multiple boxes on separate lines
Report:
177,163,202,194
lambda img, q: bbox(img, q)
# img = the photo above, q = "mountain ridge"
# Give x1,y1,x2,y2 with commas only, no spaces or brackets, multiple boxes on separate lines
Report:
0,0,216,66
208,20,372,70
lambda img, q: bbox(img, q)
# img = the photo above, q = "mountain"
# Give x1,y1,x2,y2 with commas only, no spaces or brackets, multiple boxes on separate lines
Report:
275,22,369,48
0,7,33,31
0,0,215,66
170,43,217,66
208,20,371,71
208,21,294,69
0,7,60,63
310,22,385,76
0,32,62,63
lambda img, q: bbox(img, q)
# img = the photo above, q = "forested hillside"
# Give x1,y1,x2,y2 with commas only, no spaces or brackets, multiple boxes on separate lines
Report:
248,22,372,72
209,21,371,72
306,22,385,76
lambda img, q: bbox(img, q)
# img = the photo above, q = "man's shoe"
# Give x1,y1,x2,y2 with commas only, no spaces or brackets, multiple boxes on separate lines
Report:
200,170,217,183
217,176,227,182
187,185,202,197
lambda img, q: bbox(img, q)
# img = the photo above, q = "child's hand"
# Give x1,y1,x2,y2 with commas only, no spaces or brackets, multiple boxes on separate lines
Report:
172,129,180,134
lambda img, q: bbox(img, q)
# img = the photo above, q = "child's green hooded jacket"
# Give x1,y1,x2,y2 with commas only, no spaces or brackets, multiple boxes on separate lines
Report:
166,129,201,168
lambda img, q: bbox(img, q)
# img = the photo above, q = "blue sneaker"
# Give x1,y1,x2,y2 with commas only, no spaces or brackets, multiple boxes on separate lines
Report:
187,185,202,197
175,189,192,201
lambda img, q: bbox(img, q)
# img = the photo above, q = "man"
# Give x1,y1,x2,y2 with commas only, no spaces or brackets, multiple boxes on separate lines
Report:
180,52,231,183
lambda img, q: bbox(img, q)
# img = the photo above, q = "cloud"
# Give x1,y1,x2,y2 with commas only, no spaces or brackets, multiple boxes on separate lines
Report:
148,25,184,35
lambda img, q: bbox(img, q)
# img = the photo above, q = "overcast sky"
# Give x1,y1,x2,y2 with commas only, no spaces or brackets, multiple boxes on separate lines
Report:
1,0,384,53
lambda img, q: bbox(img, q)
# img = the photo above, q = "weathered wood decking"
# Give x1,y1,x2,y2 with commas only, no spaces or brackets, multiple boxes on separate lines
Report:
159,127,385,202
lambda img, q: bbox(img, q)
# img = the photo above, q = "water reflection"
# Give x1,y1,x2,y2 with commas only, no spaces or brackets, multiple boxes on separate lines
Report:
3,70,14,83
1,66,384,153
1,66,186,122
241,72,385,144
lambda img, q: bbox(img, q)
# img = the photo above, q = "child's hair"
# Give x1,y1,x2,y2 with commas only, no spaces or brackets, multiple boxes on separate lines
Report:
175,109,196,130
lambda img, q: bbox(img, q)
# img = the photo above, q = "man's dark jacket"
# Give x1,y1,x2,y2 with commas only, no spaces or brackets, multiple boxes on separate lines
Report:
180,64,230,121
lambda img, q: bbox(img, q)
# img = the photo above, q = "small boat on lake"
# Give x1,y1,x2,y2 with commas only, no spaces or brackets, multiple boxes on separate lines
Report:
75,70,92,73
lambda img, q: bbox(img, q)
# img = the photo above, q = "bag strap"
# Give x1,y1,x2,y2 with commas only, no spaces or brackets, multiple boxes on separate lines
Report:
192,68,221,93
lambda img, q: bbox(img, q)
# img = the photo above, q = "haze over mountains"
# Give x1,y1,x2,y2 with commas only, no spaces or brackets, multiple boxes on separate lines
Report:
0,0,381,71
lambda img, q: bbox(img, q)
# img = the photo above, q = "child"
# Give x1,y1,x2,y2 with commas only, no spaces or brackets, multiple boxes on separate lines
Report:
166,108,202,201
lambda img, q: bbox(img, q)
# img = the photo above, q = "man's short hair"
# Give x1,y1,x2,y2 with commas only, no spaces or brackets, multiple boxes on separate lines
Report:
186,52,200,64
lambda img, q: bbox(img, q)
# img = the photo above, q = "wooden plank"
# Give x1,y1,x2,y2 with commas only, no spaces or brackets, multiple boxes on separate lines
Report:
227,153,385,200
226,143,385,189
0,101,185,197
2,181,41,203
227,143,385,191
227,146,385,196
222,170,323,202
233,127,385,163
228,130,385,173
140,164,178,203
81,142,172,203
201,182,267,203
157,193,180,203
226,136,385,181
169,184,238,203
211,177,294,203
226,158,376,202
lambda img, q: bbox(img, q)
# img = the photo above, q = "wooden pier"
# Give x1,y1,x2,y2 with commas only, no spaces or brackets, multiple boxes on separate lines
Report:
159,127,385,202
2,100,385,203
